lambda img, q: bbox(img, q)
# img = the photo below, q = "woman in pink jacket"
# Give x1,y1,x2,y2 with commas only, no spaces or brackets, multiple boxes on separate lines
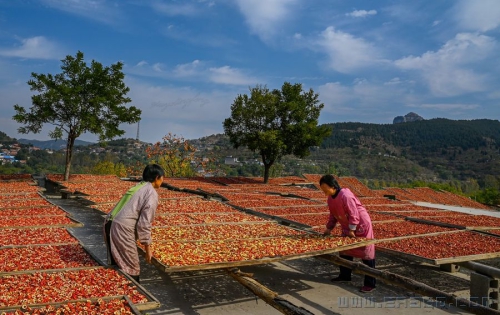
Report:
319,174,376,293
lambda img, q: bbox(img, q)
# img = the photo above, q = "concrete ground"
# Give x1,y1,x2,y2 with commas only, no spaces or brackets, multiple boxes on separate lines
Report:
50,196,490,315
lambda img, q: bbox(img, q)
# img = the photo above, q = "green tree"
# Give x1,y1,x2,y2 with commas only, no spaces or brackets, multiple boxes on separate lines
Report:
223,82,331,183
13,51,141,181
92,161,116,175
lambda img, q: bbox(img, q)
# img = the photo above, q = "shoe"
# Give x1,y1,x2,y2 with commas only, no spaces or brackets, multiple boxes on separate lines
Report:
331,276,351,283
360,286,376,293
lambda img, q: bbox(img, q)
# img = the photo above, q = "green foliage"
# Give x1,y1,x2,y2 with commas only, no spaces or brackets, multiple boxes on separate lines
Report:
92,161,127,177
223,82,331,183
0,131,14,141
472,188,500,206
12,51,141,180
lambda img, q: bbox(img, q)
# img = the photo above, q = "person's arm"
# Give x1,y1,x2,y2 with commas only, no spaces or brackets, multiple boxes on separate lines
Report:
137,190,159,263
343,193,360,237
323,212,337,235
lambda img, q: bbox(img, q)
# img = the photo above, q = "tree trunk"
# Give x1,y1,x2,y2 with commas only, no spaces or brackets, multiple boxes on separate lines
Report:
263,163,270,184
64,134,76,181
226,268,314,315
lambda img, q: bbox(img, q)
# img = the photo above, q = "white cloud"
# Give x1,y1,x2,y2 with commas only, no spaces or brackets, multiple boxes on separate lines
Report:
209,66,259,85
395,32,498,96
315,79,478,124
173,60,202,77
0,36,63,60
127,60,258,86
346,10,377,18
454,0,500,32
384,77,402,85
317,82,356,113
40,0,122,24
416,103,479,111
315,27,381,74
234,0,299,41
124,78,240,141
152,63,164,73
432,20,441,27
0,82,55,141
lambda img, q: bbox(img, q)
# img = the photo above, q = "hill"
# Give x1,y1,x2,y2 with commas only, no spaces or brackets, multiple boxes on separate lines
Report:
193,118,500,187
318,119,499,183
17,138,94,149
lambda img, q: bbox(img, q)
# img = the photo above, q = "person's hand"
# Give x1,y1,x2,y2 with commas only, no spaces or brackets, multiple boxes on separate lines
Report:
348,230,356,238
322,228,332,236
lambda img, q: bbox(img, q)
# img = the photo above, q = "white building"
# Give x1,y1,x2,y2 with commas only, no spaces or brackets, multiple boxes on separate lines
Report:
224,156,240,165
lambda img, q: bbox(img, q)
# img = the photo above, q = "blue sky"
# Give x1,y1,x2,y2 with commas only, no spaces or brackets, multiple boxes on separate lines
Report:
1,0,499,143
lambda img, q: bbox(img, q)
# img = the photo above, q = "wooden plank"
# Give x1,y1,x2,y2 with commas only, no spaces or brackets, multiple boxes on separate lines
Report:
0,204,56,210
0,222,83,229
433,252,500,265
467,226,500,231
157,211,247,216
377,247,440,265
378,246,500,265
470,229,500,238
377,230,463,243
0,265,104,276
142,238,382,273
152,235,306,244
116,268,161,311
0,266,100,277
153,221,271,228
4,214,69,218
0,296,142,314
251,204,326,210
0,242,78,249
405,217,467,230
226,268,314,315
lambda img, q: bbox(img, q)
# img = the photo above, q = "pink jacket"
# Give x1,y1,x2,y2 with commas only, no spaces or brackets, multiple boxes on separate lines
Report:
326,188,375,259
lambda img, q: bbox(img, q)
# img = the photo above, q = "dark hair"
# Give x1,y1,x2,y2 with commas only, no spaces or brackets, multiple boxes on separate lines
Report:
142,164,165,182
319,174,341,190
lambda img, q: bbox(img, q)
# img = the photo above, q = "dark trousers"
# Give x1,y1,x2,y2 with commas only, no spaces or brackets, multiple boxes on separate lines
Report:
104,220,117,266
339,255,376,287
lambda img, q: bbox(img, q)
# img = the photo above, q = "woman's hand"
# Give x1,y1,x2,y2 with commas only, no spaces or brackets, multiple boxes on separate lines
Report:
348,230,356,238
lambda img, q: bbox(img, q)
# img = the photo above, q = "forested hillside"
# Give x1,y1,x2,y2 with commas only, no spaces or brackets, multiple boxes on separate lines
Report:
322,119,500,151
316,119,499,185
193,119,500,192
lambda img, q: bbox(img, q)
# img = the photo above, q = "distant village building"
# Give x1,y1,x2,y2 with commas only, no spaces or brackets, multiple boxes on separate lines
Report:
0,153,18,164
224,156,240,165
243,159,264,166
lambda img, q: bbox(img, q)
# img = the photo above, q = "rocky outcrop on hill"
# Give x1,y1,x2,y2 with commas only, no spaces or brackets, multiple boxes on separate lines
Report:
393,112,424,124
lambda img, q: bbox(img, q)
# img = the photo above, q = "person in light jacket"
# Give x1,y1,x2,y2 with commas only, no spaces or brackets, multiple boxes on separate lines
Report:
104,164,164,282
